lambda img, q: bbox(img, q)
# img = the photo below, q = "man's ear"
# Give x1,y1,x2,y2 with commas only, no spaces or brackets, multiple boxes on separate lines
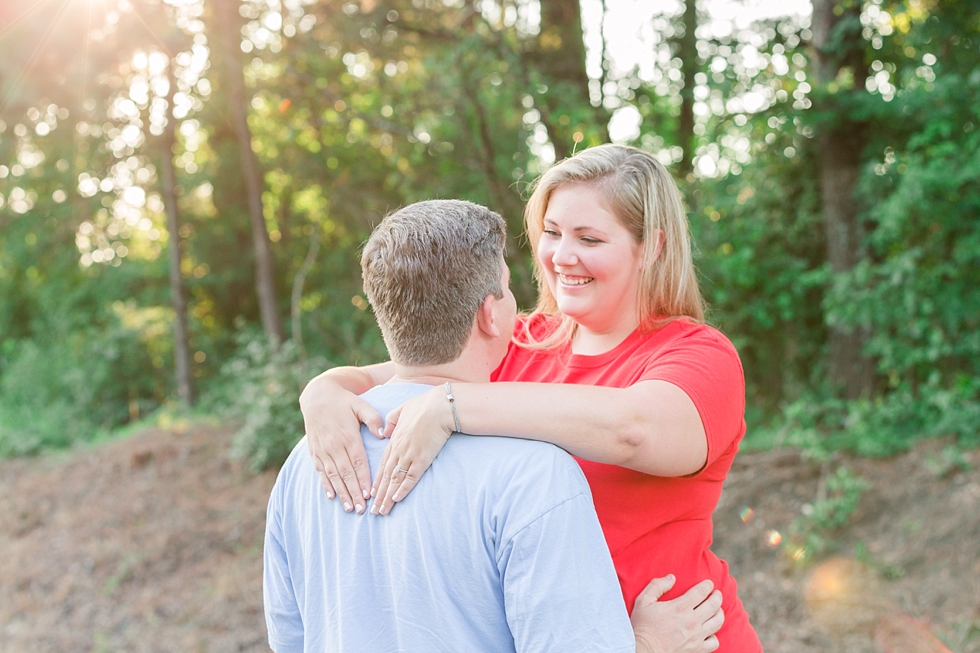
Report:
475,294,501,339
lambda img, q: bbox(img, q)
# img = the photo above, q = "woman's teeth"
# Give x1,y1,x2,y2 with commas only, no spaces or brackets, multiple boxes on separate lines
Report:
558,274,594,286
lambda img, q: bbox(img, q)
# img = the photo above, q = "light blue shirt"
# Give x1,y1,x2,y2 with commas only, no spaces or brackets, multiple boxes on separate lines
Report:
264,383,634,653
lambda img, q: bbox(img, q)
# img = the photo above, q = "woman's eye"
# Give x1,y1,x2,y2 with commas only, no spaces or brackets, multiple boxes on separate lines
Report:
543,229,559,237
581,237,601,245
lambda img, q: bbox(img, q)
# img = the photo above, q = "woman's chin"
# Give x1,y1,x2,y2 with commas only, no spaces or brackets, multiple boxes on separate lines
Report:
556,303,604,331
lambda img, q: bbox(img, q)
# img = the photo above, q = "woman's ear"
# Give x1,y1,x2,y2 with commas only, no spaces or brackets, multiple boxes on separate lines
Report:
475,294,501,339
650,228,666,265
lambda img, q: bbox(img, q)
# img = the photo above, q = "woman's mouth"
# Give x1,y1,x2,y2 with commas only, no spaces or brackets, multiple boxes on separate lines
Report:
558,273,594,286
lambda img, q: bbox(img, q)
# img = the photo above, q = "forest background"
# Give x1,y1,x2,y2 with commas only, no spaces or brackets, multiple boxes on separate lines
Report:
0,0,978,475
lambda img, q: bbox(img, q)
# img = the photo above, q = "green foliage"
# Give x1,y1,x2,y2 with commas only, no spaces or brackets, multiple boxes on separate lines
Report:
786,466,870,559
750,377,980,458
1,0,978,469
832,68,980,392
923,445,972,479
693,137,827,412
0,309,170,457
854,541,906,580
205,329,328,473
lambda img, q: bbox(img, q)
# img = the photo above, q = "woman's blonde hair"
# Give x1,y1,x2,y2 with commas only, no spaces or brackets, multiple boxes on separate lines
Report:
523,144,704,348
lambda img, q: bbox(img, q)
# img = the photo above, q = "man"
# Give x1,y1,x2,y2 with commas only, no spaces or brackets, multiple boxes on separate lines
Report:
264,200,721,653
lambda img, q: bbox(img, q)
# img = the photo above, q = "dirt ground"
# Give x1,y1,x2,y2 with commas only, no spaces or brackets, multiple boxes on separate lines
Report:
1,423,978,653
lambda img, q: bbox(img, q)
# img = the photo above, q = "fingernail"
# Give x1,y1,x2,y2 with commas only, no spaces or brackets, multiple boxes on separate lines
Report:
369,488,376,498
363,490,370,499
356,504,364,514
392,493,401,502
326,491,334,500
343,502,352,512
370,504,379,515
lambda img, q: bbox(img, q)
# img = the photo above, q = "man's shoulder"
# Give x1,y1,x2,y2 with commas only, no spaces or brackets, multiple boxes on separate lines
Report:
439,434,592,535
444,433,580,478
271,435,315,496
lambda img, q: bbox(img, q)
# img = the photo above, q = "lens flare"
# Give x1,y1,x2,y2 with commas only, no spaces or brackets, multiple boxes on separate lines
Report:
739,507,755,523
765,529,782,546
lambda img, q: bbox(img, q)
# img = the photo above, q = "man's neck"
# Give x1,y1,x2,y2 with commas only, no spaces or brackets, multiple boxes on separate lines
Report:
388,357,490,387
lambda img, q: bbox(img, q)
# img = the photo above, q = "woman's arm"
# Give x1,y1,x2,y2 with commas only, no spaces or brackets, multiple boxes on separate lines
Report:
299,361,395,512
371,379,708,514
454,380,708,473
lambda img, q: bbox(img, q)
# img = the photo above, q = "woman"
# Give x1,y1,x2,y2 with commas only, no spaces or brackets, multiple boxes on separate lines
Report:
301,144,762,651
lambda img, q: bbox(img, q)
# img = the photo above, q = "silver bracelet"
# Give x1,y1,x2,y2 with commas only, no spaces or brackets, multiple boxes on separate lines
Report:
444,382,462,433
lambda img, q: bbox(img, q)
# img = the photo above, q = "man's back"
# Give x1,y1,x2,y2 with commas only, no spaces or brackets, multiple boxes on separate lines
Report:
264,382,633,653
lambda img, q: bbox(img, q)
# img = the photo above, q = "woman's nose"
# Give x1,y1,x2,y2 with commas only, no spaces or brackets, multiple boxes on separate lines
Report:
551,237,577,267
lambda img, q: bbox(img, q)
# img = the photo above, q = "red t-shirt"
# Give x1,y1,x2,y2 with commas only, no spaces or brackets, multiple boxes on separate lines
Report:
492,314,762,652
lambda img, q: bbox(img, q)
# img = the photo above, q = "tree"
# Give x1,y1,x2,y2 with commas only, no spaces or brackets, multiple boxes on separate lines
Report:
810,0,876,399
210,0,284,343
673,0,699,178
532,0,608,160
160,58,194,405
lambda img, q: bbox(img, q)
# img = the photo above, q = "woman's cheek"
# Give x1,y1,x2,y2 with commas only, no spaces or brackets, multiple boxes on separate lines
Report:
536,242,555,273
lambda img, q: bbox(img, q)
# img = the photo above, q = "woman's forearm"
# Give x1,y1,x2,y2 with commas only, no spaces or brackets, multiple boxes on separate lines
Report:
300,361,395,406
450,380,708,477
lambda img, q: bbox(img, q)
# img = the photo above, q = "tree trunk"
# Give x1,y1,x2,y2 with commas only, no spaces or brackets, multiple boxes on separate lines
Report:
290,230,319,362
535,0,608,160
161,61,194,406
810,0,876,399
675,0,699,178
213,0,284,343
457,58,537,306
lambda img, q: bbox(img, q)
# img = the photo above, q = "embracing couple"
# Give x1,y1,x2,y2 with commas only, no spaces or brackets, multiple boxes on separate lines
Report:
263,144,764,652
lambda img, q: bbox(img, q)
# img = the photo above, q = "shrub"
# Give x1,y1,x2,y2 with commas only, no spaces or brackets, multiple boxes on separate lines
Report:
205,328,329,473
0,314,168,457
749,376,980,460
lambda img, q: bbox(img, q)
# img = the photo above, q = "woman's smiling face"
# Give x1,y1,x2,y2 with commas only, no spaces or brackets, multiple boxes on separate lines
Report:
536,183,644,336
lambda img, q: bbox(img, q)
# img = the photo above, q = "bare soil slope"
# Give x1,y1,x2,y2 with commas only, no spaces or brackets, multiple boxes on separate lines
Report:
1,425,978,652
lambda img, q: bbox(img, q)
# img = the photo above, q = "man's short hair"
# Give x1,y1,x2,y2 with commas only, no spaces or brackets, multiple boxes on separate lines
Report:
361,199,507,366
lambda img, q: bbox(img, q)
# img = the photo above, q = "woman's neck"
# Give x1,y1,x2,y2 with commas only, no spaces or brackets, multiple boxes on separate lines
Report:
569,319,639,356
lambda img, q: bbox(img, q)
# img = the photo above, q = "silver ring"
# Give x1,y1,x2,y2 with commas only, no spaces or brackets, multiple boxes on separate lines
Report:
394,465,409,474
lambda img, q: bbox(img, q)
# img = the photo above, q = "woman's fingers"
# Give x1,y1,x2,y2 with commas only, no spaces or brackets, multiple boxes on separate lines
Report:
380,404,402,438
357,398,387,439
306,448,336,499
371,446,394,511
319,449,366,514
310,453,337,500
300,378,381,505
371,446,420,515
369,389,454,515
375,460,421,515
305,421,371,513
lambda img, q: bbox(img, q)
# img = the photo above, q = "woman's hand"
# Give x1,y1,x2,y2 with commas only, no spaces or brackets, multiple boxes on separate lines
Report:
299,374,385,514
370,385,456,515
632,575,724,653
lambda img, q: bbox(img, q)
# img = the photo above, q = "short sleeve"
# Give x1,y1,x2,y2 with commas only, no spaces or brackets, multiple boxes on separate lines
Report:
263,477,305,653
639,325,746,469
498,494,634,653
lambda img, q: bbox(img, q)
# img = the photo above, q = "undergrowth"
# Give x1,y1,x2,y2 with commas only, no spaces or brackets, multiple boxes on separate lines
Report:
202,328,329,474
745,376,980,459
782,465,871,562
